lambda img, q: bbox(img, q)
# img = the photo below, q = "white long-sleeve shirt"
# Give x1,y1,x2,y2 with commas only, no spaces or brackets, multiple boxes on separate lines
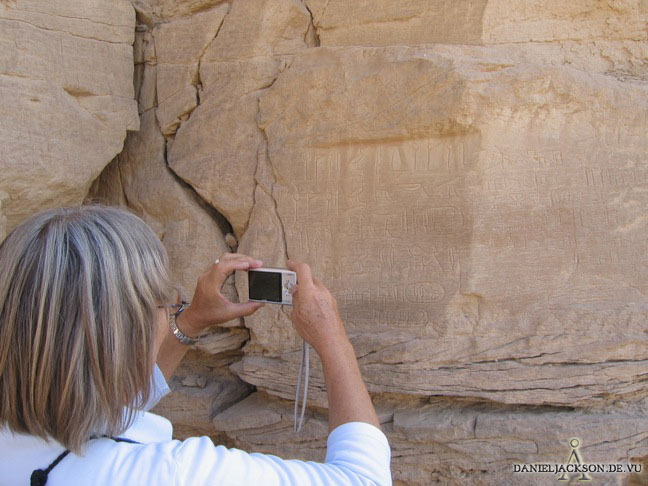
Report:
0,366,392,485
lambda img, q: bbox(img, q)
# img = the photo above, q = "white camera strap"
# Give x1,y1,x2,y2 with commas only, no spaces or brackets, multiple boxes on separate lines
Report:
294,339,309,432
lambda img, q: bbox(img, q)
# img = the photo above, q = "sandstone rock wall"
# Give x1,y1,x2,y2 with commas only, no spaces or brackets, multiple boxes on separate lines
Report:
0,0,139,239
2,0,648,484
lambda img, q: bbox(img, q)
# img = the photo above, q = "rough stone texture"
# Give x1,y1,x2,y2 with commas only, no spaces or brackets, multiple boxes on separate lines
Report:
166,0,313,237
153,4,229,135
0,0,139,239
85,6,257,449
129,2,647,484
240,45,648,412
304,0,648,47
212,391,648,485
2,0,647,484
86,110,238,304
153,350,253,443
130,0,227,23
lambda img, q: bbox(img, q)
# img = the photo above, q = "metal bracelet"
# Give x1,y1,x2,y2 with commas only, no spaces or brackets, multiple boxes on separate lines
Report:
168,303,198,346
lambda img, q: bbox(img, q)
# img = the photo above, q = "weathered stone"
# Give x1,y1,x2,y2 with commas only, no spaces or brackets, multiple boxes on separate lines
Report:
131,0,227,22
389,402,648,485
167,94,262,236
0,0,139,236
304,0,648,47
212,392,648,485
0,191,9,241
167,0,312,236
153,4,228,135
212,391,332,460
480,0,648,44
233,184,297,356
181,374,207,388
213,392,283,432
88,109,235,303
202,0,310,62
233,46,648,411
304,0,487,47
6,0,647,484
196,328,249,353
153,351,254,438
118,2,648,483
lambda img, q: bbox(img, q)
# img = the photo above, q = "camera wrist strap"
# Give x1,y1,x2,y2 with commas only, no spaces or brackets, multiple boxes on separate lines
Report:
294,339,309,432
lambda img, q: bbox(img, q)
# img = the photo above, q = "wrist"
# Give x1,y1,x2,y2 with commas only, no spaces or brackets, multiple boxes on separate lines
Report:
176,309,201,339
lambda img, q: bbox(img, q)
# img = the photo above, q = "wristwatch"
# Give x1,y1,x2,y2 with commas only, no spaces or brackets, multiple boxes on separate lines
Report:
169,302,198,346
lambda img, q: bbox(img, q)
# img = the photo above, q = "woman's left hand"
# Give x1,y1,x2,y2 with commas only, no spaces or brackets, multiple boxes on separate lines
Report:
179,253,265,336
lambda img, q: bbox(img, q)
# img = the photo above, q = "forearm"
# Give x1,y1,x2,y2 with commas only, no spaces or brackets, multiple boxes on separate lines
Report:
319,337,381,434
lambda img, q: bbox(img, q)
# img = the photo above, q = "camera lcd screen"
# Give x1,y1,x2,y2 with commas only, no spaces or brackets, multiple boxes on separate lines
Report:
248,270,282,302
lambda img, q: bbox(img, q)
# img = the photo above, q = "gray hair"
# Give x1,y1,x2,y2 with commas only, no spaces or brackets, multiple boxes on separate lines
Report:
0,205,175,453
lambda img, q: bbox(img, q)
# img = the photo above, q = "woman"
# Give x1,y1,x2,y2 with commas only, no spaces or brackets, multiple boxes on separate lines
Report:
0,205,391,485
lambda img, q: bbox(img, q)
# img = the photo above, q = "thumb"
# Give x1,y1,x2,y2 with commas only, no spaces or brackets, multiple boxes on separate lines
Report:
290,283,299,295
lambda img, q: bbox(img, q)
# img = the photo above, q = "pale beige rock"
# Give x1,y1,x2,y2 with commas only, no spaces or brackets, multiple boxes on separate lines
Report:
51,1,648,484
233,184,298,356
212,392,283,432
167,94,263,237
88,109,235,302
229,45,648,412
138,63,158,114
212,391,330,457
167,0,312,236
390,402,648,485
87,24,254,445
481,0,648,44
304,0,648,47
131,0,227,23
212,392,648,485
153,4,228,135
203,0,311,62
153,351,254,439
199,57,283,104
0,0,139,236
304,0,486,46
196,328,249,353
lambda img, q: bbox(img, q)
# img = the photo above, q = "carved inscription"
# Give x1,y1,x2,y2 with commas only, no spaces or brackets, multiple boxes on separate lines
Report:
470,140,648,301
273,130,647,332
275,137,476,334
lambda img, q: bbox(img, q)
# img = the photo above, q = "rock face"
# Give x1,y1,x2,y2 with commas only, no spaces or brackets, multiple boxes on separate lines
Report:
0,0,139,240
86,0,255,441
124,2,647,484
2,0,648,484
246,45,648,411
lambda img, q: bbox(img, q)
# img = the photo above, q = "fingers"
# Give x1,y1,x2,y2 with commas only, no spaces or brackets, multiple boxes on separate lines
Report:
214,252,263,268
210,253,263,287
286,260,313,287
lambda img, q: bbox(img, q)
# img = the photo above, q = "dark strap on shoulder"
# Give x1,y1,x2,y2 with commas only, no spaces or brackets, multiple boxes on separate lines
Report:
30,450,70,486
30,436,141,485
110,436,140,444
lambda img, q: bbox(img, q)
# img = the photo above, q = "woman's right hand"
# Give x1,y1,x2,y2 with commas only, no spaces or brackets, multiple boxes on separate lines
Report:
287,260,382,434
286,260,348,355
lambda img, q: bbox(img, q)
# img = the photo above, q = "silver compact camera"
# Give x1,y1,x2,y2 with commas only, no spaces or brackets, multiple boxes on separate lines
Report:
247,267,297,305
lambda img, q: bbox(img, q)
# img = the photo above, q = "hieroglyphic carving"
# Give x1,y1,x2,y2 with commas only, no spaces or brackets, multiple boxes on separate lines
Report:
273,136,478,334
468,134,648,305
272,125,647,335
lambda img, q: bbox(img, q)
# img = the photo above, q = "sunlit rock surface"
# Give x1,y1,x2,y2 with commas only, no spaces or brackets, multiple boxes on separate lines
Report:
2,0,647,483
